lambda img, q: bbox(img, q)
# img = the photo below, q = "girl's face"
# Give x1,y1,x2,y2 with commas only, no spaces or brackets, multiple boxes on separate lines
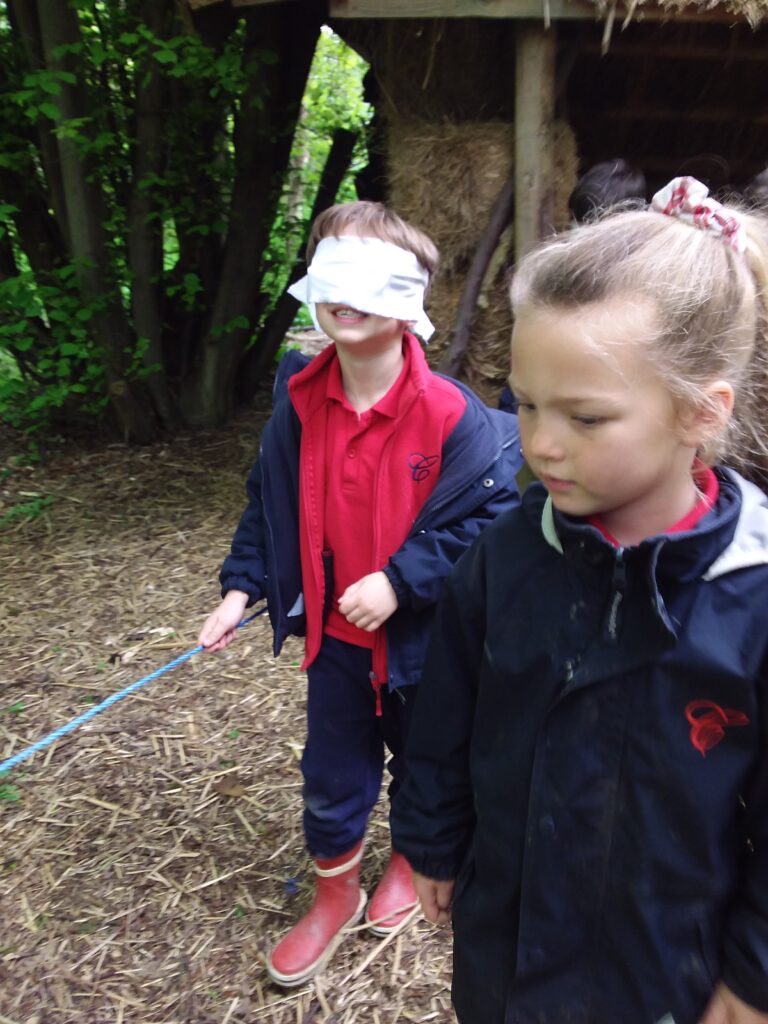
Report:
510,295,703,547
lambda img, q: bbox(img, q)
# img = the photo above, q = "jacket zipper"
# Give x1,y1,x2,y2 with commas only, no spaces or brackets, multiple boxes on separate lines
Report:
603,547,626,644
260,450,283,628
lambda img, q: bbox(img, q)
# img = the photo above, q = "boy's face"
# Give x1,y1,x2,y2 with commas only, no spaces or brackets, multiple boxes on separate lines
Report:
315,302,408,352
311,223,417,350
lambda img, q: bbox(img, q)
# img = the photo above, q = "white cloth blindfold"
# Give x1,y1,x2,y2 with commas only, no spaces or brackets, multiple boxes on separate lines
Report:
288,235,435,341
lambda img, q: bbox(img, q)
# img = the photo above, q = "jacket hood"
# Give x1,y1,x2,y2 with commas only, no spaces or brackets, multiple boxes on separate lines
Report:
704,470,768,580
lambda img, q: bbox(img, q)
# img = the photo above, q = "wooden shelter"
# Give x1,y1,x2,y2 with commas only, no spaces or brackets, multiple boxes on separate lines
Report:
187,0,768,401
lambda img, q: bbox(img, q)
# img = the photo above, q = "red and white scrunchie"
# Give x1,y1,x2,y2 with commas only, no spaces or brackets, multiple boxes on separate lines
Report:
651,176,746,255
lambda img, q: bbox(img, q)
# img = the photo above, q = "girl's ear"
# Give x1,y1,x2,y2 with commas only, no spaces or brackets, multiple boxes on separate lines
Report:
678,380,734,447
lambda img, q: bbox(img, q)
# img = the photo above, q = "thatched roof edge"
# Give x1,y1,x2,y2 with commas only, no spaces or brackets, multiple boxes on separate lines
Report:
591,0,767,28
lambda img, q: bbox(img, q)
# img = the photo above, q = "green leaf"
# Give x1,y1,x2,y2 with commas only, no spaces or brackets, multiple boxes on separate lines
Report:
39,78,62,97
39,102,61,121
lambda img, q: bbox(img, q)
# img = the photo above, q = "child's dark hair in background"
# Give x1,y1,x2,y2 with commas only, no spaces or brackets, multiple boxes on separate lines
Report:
568,157,647,223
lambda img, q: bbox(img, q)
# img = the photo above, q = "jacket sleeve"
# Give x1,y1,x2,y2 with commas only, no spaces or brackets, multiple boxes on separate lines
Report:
217,350,308,606
719,663,768,1012
383,451,520,611
218,456,267,606
391,542,486,879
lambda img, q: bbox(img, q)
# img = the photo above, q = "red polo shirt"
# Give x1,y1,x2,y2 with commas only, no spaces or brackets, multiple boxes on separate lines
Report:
588,462,719,546
323,343,442,646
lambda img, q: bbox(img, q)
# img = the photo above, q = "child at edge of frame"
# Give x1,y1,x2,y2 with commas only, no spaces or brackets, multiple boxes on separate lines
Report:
391,177,768,1024
197,200,524,988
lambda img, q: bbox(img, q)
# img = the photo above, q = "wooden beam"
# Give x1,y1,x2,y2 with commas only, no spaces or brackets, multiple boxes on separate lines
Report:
329,0,755,23
515,21,556,261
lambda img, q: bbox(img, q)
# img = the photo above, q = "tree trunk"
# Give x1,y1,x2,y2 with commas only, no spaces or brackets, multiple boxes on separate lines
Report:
33,0,158,442
179,1,323,427
162,8,236,383
127,0,178,430
7,0,70,253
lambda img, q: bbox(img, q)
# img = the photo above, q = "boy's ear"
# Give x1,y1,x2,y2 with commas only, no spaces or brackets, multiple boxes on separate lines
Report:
678,380,734,447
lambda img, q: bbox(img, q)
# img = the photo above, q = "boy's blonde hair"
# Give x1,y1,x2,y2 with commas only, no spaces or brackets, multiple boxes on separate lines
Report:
510,202,768,474
307,201,439,282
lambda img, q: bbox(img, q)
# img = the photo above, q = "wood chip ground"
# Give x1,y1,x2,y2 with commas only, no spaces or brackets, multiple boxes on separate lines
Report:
0,392,457,1024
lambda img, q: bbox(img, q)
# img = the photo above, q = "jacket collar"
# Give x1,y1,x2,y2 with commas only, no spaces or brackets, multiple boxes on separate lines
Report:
532,467,767,584
287,331,429,424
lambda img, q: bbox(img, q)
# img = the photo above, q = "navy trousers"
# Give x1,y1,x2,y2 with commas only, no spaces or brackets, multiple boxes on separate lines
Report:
301,634,414,859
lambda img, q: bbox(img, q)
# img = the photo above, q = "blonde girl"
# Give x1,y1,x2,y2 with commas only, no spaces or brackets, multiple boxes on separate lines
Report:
392,178,768,1024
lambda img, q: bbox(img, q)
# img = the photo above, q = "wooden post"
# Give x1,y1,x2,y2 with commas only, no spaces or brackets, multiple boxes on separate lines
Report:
514,21,556,262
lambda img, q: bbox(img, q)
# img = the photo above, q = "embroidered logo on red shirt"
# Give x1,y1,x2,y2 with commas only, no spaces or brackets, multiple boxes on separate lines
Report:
408,452,438,482
685,699,749,757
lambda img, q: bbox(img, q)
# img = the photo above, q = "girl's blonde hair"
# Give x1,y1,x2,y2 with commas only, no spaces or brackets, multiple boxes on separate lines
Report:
510,203,768,476
307,201,439,282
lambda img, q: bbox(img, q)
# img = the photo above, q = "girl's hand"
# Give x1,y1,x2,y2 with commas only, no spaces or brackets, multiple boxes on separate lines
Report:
699,982,768,1024
338,571,398,631
413,871,455,926
198,590,249,652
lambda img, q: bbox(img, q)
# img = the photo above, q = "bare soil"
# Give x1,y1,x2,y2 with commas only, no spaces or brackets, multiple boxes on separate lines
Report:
0,391,455,1024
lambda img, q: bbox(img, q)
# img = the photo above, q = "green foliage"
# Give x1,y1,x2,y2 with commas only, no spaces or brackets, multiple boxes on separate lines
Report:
0,245,109,434
2,702,26,714
0,494,54,530
0,4,371,438
260,27,371,329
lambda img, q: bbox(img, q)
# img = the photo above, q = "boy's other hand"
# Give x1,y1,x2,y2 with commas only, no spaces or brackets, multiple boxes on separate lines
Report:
198,590,249,652
699,982,768,1024
413,871,455,926
338,571,398,631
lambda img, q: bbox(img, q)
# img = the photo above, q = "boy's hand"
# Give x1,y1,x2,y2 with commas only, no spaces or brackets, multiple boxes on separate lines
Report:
338,571,398,631
699,982,768,1024
198,590,249,652
413,871,455,925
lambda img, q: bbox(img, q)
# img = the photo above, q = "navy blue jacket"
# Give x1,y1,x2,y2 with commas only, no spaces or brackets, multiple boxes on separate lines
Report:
392,469,768,1024
220,349,523,689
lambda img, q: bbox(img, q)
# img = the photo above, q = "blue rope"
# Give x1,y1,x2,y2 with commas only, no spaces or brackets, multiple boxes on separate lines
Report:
0,608,266,777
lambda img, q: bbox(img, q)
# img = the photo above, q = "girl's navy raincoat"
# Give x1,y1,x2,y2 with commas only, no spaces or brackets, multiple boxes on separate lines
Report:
219,349,523,690
392,469,768,1024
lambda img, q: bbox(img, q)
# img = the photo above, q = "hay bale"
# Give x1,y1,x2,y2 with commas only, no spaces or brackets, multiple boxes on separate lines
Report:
387,117,578,391
465,270,515,407
388,120,514,275
423,274,464,366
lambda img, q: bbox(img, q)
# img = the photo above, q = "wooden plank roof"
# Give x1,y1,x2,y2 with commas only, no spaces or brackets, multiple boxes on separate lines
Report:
185,0,767,26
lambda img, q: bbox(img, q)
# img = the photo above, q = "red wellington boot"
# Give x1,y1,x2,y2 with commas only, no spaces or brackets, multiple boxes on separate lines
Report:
364,849,418,936
267,841,367,987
